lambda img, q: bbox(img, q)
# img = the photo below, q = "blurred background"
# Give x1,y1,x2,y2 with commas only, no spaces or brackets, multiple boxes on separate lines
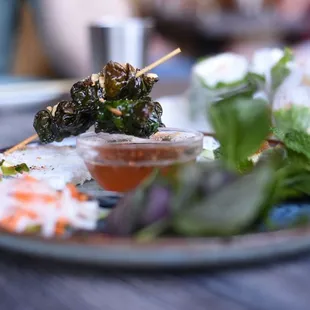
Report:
1,0,310,145
3,0,310,80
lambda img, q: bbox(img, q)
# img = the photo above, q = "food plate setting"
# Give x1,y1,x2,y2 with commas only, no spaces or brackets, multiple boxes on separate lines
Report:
2,47,310,269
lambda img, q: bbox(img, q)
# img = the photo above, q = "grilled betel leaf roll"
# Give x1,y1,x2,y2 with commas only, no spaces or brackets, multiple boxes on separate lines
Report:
33,100,96,143
33,62,161,143
70,76,103,109
95,97,165,138
103,61,159,100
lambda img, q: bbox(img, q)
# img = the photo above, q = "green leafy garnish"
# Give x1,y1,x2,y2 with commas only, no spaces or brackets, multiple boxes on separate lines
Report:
172,162,274,236
271,48,293,93
0,160,30,176
102,47,310,239
104,159,279,238
282,130,310,160
213,147,254,173
274,106,310,136
208,94,270,171
247,72,266,91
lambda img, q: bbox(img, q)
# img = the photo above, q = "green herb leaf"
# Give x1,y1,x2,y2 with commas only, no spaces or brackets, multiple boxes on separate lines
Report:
208,95,271,170
211,79,258,100
172,162,275,236
271,126,285,141
283,130,310,160
273,105,310,136
271,47,293,92
0,161,30,176
284,172,310,196
1,166,18,176
213,147,223,160
213,146,254,173
236,159,254,174
15,163,30,174
286,149,310,167
248,72,266,92
264,147,310,201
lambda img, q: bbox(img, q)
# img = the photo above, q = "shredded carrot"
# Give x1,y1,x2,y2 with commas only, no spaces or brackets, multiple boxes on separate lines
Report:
55,217,69,235
66,183,88,201
12,192,56,204
0,175,95,236
22,175,38,182
77,194,88,202
0,215,21,231
66,183,79,198
14,209,37,220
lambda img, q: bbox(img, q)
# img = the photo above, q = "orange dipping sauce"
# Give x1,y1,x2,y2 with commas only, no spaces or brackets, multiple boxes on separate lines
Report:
77,128,203,193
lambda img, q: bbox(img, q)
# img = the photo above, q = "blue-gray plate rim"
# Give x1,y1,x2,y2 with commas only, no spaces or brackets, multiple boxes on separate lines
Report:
1,141,310,268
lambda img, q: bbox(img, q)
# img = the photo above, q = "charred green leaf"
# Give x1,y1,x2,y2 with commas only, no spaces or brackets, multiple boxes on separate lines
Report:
95,98,165,138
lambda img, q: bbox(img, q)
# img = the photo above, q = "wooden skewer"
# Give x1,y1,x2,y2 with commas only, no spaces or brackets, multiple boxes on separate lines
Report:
107,106,122,116
6,48,182,155
136,48,182,78
4,134,39,156
99,98,122,116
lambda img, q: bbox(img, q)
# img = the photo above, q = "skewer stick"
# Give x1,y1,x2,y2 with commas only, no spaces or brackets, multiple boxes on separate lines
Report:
107,106,122,116
136,48,181,78
4,134,38,156
108,107,123,116
6,48,181,155
99,98,122,116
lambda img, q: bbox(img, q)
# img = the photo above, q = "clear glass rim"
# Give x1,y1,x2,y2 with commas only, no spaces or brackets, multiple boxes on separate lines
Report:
77,128,204,151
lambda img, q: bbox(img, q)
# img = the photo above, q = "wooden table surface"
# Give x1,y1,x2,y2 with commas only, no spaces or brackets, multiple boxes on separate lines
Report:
1,81,310,310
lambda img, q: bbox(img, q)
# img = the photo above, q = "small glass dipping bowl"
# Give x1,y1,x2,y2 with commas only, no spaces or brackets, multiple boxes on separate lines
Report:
77,128,203,193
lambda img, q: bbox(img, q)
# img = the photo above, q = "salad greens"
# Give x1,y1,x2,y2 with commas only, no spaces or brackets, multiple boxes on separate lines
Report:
103,47,310,239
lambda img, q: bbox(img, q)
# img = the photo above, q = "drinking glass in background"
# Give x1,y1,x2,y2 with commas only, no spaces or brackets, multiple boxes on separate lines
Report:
89,17,153,73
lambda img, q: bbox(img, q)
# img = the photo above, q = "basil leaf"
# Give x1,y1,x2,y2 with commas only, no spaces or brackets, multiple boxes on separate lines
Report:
208,94,271,170
172,162,274,236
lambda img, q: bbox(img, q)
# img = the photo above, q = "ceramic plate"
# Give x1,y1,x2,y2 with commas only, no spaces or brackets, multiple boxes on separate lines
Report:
0,79,76,109
1,139,310,269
